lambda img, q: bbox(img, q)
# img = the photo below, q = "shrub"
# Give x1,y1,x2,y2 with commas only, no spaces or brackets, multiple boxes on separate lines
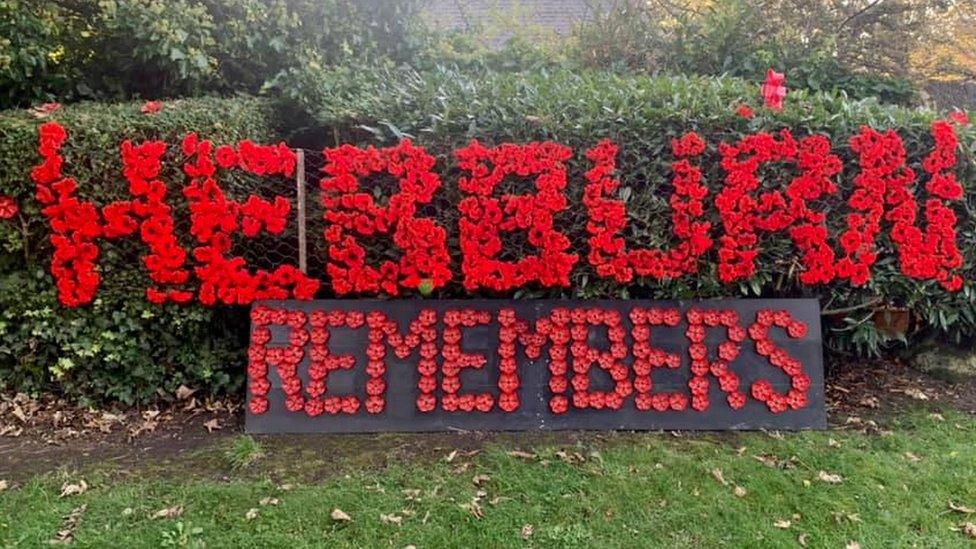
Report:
0,0,430,109
278,64,976,356
570,0,919,105
2,67,974,404
0,0,74,107
0,96,280,403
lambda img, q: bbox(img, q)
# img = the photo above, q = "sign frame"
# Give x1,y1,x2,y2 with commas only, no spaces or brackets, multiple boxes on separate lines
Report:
246,299,826,433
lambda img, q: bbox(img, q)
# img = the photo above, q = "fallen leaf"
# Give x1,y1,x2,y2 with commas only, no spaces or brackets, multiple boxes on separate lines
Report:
488,496,509,506
949,501,976,514
734,486,748,498
0,479,7,492
11,405,27,423
245,508,259,521
832,511,862,524
331,508,352,522
858,396,879,408
203,418,222,433
797,533,808,546
903,388,929,401
152,505,184,519
59,479,88,498
521,524,534,540
846,542,861,549
774,519,792,529
711,468,728,486
402,489,421,501
904,452,921,462
961,522,976,538
175,385,196,400
472,474,491,486
555,450,586,464
462,499,484,519
929,413,945,422
48,505,86,545
828,438,841,448
818,471,843,484
121,508,134,517
259,497,280,506
380,513,402,525
753,454,779,467
508,450,537,459
445,450,459,462
278,484,293,491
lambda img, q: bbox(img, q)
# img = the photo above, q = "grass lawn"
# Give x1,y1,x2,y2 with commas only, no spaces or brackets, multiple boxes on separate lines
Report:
1,406,974,548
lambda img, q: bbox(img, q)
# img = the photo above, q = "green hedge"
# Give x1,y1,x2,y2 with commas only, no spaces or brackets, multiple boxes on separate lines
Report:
0,96,279,403
283,65,976,355
2,69,975,403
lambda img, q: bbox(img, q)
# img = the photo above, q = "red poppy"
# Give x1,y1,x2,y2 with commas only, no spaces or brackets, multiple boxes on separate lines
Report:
141,101,164,115
0,195,17,219
736,104,755,119
762,69,787,111
950,110,970,127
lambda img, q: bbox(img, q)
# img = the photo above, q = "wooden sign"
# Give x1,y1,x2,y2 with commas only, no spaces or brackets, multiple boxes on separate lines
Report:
246,299,825,433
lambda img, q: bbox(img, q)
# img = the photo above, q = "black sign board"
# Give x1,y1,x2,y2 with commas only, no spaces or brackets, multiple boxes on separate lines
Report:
246,299,825,433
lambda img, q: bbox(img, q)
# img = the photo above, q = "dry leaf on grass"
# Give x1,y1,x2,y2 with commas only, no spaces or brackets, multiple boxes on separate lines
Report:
774,519,792,529
259,497,280,506
59,479,88,498
152,505,184,519
49,504,86,545
734,486,748,498
472,474,491,486
0,479,8,492
507,450,537,459
245,508,259,521
461,499,484,519
489,496,509,506
331,508,352,522
521,524,534,540
949,502,976,514
846,542,861,549
380,513,402,525
711,468,728,486
203,418,222,432
818,471,843,484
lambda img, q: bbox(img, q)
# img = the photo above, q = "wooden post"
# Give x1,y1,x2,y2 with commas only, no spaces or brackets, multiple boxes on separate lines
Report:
296,149,308,274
